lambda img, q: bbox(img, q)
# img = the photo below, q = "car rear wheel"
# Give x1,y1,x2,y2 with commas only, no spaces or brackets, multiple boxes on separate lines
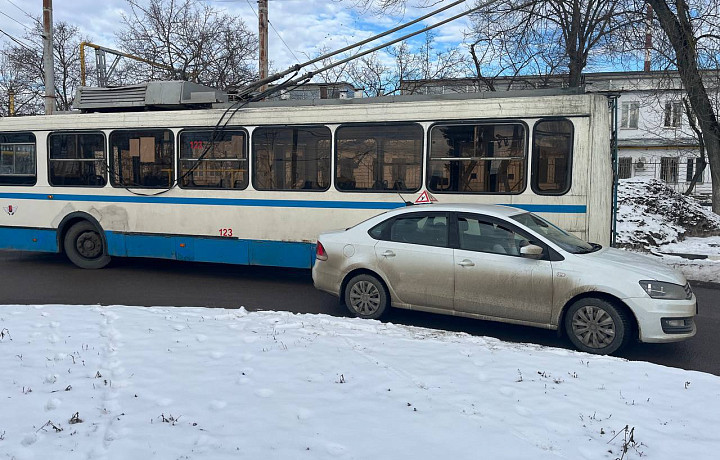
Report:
344,274,388,320
64,221,111,269
564,298,632,355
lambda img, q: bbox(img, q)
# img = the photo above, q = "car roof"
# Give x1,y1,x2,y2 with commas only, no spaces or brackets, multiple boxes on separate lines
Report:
384,203,526,218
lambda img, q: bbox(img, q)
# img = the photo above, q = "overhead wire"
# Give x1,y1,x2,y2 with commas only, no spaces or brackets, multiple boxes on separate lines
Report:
74,0,492,195
0,26,37,52
243,0,301,63
236,0,473,97
258,0,500,98
0,10,32,31
3,0,41,24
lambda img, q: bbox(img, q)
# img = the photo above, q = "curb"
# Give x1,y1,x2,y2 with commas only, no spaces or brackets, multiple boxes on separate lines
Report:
688,280,720,290
659,252,720,261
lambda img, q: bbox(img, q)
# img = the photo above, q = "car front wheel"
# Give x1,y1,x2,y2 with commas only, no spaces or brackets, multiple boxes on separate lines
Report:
564,298,633,355
344,274,388,320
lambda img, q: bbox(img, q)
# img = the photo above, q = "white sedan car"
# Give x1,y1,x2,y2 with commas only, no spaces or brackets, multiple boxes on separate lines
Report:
312,204,696,355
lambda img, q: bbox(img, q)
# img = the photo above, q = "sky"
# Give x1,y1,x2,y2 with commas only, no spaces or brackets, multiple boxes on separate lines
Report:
0,0,473,75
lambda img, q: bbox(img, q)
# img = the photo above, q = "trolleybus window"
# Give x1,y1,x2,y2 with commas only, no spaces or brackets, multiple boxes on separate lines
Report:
428,123,526,194
335,123,422,192
0,132,36,186
532,119,573,195
48,132,107,187
179,129,248,189
110,130,174,188
252,126,331,191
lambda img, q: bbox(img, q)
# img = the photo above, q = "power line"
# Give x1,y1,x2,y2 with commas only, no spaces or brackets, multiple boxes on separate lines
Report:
268,20,300,62
0,26,37,53
243,0,301,63
3,0,40,24
0,10,32,31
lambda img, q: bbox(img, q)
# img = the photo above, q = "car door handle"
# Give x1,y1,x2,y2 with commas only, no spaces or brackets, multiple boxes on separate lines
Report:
458,259,475,267
382,250,396,258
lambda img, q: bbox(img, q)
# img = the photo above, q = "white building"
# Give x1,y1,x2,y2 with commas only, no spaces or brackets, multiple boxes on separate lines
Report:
401,71,719,197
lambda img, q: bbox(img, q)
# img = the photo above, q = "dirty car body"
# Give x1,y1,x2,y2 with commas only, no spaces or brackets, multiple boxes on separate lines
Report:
312,204,696,355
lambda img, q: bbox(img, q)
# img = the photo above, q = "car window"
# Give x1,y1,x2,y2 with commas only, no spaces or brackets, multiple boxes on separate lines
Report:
458,216,526,256
370,214,448,248
510,212,594,254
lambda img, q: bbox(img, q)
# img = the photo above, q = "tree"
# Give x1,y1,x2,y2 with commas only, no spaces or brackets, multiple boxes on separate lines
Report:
115,0,258,90
0,53,43,116
1,20,90,114
470,1,638,87
636,0,720,212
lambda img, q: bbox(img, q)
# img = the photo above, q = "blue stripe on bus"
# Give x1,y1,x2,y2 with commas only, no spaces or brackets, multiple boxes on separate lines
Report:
107,232,315,268
0,227,58,253
500,203,587,213
0,192,587,213
106,232,316,268
0,226,315,268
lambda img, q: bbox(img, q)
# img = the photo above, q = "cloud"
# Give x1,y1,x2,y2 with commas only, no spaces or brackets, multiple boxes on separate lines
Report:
0,0,474,74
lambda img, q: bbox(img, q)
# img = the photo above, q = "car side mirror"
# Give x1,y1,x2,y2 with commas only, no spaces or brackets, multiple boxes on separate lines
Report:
520,244,543,259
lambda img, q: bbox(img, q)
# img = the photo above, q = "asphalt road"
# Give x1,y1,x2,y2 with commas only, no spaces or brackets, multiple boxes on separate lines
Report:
1,250,719,375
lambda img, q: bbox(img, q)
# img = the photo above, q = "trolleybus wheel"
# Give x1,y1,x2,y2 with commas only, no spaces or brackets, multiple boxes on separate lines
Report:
64,221,111,269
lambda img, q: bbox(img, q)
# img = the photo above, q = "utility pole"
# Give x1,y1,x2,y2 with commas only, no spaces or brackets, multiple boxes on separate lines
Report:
9,89,15,116
43,0,55,114
258,0,269,92
644,4,652,72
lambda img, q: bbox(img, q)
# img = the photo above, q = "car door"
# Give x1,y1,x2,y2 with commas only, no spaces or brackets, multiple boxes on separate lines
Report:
453,213,554,324
372,212,455,310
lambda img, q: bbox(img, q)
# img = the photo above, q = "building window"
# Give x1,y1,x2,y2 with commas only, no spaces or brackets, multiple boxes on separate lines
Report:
618,157,632,179
179,129,248,189
0,132,36,186
253,126,331,191
428,123,525,194
620,101,639,129
110,130,174,188
336,123,422,192
532,119,573,195
664,101,682,127
686,158,704,183
48,132,106,187
660,157,679,183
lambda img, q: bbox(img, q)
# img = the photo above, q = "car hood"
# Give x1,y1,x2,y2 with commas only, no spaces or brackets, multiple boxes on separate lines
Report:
575,247,687,284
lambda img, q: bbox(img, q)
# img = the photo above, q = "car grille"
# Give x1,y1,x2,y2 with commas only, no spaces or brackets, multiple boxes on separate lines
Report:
684,283,693,300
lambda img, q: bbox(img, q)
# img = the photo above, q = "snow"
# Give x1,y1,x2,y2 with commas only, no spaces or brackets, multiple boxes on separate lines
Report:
616,178,720,250
659,236,720,257
2,305,720,459
615,178,720,283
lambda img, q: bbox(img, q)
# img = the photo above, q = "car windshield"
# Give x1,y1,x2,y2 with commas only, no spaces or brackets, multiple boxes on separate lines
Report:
510,212,598,254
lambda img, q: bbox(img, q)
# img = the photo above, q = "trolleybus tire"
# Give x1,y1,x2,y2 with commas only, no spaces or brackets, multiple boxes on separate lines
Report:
64,221,111,269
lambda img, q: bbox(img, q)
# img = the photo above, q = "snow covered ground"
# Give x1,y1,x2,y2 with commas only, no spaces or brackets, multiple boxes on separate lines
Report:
1,305,719,460
616,178,720,283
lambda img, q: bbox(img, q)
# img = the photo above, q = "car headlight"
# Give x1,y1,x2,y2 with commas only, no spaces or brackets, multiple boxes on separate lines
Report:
639,280,690,300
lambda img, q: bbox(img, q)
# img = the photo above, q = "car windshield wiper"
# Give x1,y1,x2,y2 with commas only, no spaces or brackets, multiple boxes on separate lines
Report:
574,242,602,254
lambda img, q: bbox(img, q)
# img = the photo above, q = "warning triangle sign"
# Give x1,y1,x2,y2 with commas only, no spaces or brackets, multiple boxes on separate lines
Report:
414,190,438,204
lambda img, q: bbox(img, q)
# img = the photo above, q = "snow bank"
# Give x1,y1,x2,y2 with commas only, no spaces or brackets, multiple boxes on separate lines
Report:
616,178,720,250
1,305,719,460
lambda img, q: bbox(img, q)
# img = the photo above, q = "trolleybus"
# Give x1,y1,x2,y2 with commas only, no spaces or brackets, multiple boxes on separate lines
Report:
0,86,611,269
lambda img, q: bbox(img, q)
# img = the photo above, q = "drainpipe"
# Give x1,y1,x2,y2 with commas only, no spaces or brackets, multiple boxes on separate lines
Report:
610,95,619,247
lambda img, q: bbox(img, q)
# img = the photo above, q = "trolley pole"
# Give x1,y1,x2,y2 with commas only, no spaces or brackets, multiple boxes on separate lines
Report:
43,0,55,115
258,0,269,93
